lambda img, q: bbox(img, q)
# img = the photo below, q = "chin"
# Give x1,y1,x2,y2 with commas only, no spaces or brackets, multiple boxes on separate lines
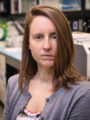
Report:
42,62,54,67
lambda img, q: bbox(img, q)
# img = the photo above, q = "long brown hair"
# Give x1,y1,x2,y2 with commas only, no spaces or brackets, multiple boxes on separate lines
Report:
19,5,80,92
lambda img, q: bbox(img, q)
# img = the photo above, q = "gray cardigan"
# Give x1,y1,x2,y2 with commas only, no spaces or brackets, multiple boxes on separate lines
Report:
3,74,90,120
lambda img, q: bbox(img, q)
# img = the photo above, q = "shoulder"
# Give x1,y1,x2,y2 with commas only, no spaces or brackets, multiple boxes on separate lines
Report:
8,74,19,84
67,81,90,119
76,80,90,100
7,74,20,98
66,80,90,104
7,74,19,89
62,80,90,104
70,80,90,95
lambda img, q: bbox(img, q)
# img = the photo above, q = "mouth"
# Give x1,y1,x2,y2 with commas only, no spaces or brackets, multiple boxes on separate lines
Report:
41,55,54,59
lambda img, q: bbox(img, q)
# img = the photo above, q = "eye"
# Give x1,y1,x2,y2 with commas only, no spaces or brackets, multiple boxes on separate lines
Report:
52,35,56,39
36,36,41,39
34,35,43,40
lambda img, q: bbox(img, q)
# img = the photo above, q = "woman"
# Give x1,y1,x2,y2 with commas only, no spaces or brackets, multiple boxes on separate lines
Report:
3,5,90,120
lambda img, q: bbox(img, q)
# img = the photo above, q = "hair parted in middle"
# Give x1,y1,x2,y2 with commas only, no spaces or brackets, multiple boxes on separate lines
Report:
19,5,80,92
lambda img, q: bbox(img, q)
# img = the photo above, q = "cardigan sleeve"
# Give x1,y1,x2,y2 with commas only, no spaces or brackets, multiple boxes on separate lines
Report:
2,74,19,120
68,89,90,120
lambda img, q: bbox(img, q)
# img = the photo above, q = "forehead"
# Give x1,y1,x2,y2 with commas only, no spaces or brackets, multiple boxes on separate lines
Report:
30,15,56,33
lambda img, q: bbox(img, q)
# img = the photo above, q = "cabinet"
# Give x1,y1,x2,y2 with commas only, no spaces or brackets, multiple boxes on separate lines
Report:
0,48,21,104
0,54,6,104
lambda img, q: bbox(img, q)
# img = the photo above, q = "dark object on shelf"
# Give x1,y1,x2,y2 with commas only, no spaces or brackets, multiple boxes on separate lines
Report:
3,0,10,14
83,18,90,33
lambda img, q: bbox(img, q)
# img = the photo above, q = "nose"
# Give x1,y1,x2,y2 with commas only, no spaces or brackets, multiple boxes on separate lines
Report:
43,37,51,51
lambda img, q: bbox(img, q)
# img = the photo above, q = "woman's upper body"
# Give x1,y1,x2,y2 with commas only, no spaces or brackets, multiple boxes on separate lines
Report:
3,5,90,120
3,74,90,120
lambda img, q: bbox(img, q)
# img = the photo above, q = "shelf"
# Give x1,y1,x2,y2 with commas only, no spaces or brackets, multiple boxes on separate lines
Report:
63,10,90,20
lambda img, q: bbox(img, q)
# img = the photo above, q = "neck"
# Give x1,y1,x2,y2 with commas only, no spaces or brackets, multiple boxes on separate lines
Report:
36,66,54,84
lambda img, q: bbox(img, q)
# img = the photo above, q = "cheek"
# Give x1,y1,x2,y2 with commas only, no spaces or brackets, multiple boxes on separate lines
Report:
30,44,41,59
30,49,38,61
52,43,57,54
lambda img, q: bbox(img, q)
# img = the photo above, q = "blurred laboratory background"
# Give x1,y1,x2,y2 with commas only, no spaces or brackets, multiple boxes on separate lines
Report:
0,0,90,119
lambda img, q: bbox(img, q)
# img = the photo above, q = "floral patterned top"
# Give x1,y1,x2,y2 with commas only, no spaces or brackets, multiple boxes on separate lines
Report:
16,108,41,120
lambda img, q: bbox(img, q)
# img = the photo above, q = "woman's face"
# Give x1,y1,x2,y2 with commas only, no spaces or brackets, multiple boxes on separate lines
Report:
29,15,57,68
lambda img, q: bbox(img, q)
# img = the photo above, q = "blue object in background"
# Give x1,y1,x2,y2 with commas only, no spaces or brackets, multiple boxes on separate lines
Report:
61,0,81,11
62,0,73,5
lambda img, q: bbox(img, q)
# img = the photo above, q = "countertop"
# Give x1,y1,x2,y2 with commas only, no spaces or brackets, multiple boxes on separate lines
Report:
0,47,22,70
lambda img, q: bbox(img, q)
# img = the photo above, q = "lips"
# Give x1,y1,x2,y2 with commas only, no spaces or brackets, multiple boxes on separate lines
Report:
41,54,54,56
41,54,54,59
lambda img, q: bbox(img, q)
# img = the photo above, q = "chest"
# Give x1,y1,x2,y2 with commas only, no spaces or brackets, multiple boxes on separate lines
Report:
25,86,53,113
9,87,75,120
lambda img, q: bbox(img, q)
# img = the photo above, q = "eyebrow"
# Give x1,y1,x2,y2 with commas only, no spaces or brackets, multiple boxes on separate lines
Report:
32,33,43,37
32,32,56,37
50,32,56,36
